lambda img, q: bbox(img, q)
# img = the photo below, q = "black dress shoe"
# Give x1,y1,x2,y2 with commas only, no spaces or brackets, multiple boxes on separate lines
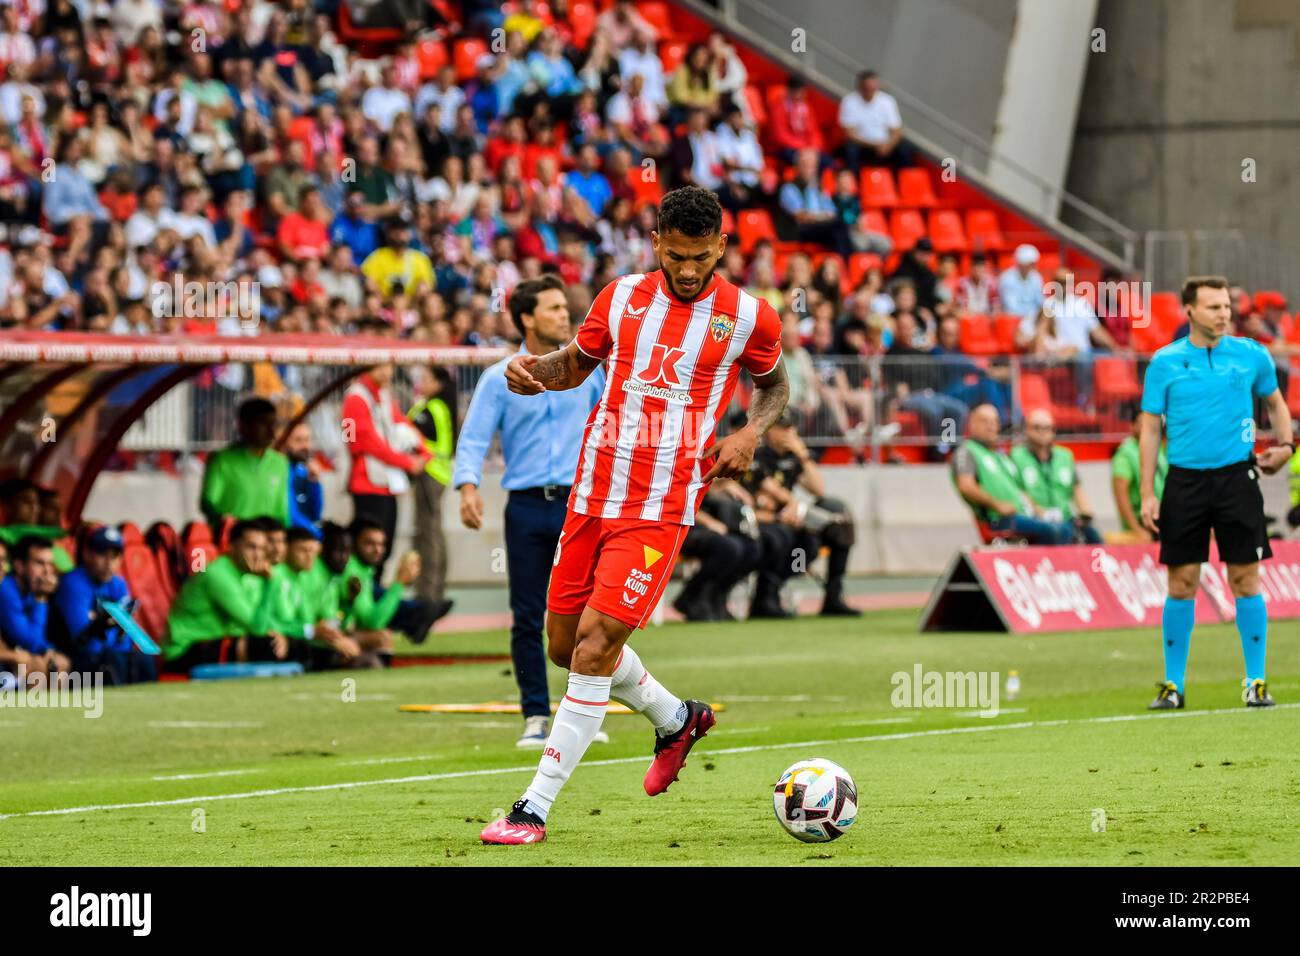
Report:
819,598,861,617
749,600,794,619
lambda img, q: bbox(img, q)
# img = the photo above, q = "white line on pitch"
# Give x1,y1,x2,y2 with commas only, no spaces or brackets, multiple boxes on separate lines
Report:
151,769,262,781
147,721,263,729
3,703,1294,821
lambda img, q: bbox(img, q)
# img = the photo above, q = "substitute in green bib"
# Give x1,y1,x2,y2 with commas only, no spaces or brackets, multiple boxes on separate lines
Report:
1112,410,1168,540
1010,408,1101,544
200,398,291,530
951,404,1075,545
164,520,283,673
274,527,364,670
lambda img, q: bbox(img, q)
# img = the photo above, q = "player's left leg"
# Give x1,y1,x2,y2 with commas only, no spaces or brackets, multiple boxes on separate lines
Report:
1215,462,1275,707
1227,562,1274,707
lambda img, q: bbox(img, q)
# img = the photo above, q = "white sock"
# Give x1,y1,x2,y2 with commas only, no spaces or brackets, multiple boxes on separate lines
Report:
520,673,611,821
610,645,686,737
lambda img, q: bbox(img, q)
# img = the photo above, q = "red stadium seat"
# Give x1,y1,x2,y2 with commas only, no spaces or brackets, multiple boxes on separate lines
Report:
453,38,489,83
928,210,968,253
1149,291,1183,335
1019,372,1052,414
976,520,1027,546
415,38,448,79
965,209,1007,252
659,40,688,74
860,209,889,239
897,168,937,208
181,521,219,577
889,209,926,251
848,252,883,289
638,1,683,41
568,0,598,49
859,168,899,208
992,314,1021,352
119,522,169,641
145,521,181,600
737,208,777,254
1093,356,1143,405
958,314,999,355
741,85,767,128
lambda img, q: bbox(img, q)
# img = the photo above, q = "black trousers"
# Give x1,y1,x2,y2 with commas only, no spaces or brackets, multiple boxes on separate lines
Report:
756,497,854,601
351,493,399,576
678,526,761,608
503,491,568,719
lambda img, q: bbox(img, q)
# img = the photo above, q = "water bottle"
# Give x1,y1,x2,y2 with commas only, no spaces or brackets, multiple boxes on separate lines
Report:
1005,670,1020,701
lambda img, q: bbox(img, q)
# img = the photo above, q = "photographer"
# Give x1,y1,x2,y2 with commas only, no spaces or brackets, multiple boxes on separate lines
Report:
52,527,156,685
673,482,763,622
741,411,860,618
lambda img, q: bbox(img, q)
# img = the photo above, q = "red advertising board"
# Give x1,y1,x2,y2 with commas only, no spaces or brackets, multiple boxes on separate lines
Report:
920,540,1300,633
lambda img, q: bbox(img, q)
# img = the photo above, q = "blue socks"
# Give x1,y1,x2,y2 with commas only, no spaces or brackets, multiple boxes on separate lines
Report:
1235,594,1267,684
1161,597,1195,693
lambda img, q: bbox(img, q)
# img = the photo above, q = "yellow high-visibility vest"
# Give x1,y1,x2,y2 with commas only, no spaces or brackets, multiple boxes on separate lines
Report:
408,396,454,486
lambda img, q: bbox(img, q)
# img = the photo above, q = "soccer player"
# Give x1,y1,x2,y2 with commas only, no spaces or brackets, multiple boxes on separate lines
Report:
1140,276,1292,710
479,186,788,845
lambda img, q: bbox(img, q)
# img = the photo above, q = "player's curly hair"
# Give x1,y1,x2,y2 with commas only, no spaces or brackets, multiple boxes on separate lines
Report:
657,186,722,238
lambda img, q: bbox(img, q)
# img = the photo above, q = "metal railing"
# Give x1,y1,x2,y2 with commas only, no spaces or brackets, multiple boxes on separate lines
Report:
114,352,1290,465
692,0,1138,267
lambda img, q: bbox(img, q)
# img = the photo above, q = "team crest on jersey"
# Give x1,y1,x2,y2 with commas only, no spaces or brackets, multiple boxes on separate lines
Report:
709,313,735,342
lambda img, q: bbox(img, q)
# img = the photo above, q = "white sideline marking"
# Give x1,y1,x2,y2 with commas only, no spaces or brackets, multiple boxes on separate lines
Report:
956,707,1028,717
147,721,263,729
339,754,446,767
3,703,1294,821
152,769,261,782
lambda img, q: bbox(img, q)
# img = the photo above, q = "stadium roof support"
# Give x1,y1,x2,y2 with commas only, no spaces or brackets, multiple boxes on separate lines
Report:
0,332,509,526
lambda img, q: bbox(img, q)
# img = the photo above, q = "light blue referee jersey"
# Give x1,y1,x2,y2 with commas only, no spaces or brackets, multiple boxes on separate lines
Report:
1140,335,1278,470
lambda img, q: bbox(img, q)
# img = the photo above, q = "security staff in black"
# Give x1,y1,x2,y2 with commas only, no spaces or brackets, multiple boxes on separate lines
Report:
740,410,858,618
1139,276,1293,711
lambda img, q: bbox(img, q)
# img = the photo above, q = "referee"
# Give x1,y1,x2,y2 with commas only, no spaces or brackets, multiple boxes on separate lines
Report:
453,275,607,747
1140,276,1292,710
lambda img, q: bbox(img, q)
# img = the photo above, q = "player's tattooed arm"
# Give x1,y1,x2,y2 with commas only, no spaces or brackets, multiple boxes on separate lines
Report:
746,359,790,435
505,342,602,395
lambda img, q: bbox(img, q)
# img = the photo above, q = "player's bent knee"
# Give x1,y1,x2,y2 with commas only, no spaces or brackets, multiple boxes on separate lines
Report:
547,642,573,669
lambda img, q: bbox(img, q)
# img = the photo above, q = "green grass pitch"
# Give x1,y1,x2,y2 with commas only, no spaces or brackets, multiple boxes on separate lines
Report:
2,607,1296,866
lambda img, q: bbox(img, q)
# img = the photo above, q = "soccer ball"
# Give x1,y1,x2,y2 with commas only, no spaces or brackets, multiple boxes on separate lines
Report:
772,759,858,843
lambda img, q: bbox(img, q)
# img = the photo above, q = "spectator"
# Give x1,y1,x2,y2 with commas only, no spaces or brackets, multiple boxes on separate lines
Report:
998,243,1045,324
330,191,381,265
713,105,764,213
276,185,331,261
605,72,668,159
362,215,435,297
667,43,720,126
956,253,1001,314
1112,410,1168,542
415,65,465,135
838,70,911,169
51,527,155,685
889,238,940,313
1018,268,1117,355
200,397,291,530
617,32,668,111
951,404,1074,544
0,533,68,679
741,411,859,618
596,0,658,48
564,144,614,219
929,315,1013,424
830,168,892,256
779,148,854,257
770,77,825,167
163,519,283,672
1009,409,1102,544
341,362,427,575
42,137,110,232
669,106,724,193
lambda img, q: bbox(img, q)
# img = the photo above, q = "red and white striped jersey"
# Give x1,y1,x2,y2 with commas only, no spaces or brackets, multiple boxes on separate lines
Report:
567,270,783,525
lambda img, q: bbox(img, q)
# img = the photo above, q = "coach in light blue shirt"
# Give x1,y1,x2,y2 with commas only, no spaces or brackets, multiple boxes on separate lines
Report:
454,274,605,748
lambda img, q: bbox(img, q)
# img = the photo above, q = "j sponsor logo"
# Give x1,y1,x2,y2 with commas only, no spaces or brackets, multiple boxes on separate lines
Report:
49,886,151,936
993,557,1097,627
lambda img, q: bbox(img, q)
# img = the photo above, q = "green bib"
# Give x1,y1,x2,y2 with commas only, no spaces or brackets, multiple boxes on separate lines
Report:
955,440,1023,523
1010,444,1076,518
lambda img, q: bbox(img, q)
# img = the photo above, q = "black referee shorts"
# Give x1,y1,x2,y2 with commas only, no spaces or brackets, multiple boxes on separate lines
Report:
1158,459,1272,566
